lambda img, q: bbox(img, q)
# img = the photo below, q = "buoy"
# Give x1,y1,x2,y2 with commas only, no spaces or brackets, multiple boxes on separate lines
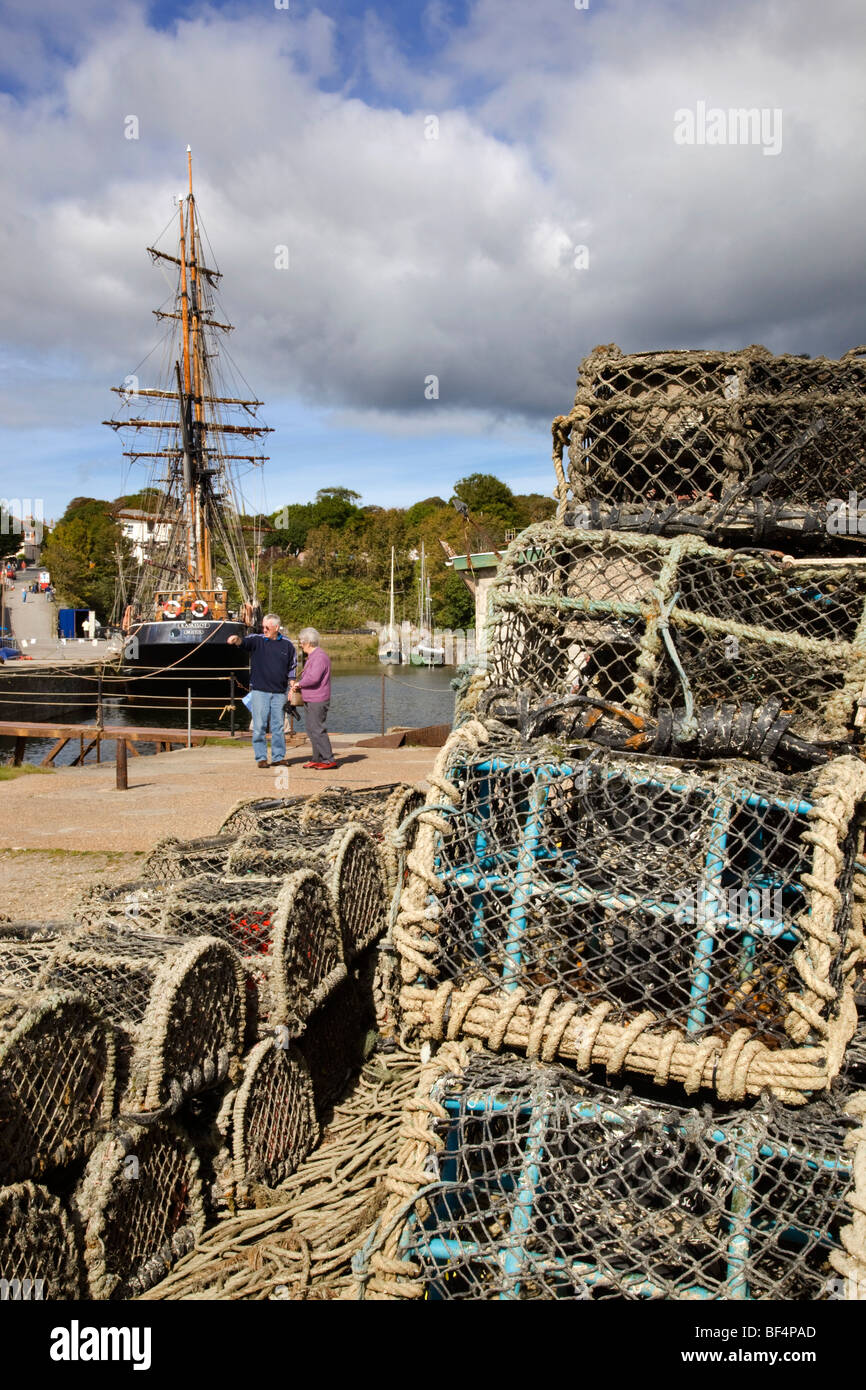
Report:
191,600,209,619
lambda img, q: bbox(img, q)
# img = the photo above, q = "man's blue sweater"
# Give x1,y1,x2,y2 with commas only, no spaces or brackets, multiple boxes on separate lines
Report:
241,633,297,693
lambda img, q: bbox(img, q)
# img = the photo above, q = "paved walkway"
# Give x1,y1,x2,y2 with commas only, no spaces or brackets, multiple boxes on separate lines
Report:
0,734,439,852
3,568,121,665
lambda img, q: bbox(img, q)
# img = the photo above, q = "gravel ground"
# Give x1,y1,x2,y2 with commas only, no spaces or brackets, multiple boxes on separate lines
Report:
0,848,145,922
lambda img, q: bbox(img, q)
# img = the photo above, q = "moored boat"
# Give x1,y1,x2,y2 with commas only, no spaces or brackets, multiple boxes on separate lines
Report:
105,149,267,702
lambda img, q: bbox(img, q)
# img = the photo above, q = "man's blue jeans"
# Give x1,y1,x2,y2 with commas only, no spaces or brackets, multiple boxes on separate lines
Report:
249,690,286,763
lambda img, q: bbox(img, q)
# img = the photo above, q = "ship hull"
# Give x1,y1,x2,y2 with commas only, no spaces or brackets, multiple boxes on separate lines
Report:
122,618,251,707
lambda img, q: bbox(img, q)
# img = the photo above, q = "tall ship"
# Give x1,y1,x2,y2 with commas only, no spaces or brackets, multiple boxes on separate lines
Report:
105,149,267,698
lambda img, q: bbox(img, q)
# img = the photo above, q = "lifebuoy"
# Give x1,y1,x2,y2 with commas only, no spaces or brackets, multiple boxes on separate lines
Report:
191,600,209,618
163,600,182,618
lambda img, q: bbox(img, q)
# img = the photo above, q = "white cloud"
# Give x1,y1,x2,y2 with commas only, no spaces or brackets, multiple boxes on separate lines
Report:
0,0,862,478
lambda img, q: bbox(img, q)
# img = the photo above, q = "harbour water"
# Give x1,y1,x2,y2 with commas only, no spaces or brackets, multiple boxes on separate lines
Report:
0,663,457,768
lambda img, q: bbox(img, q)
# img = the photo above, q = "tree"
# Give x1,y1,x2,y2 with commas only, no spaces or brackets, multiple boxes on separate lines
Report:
315,487,362,504
41,499,129,620
514,492,556,527
452,474,521,528
405,496,447,528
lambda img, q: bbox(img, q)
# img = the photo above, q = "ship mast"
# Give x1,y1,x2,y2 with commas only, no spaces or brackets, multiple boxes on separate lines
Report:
104,149,272,628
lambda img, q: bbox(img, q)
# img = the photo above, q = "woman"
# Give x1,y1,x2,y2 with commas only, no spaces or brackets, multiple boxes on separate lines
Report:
291,628,337,769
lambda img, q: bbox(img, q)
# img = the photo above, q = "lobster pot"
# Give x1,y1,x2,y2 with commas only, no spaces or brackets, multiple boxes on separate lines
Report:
397,732,866,1103
369,1053,858,1301
0,988,115,1183
73,878,165,931
219,795,307,837
74,1122,205,1299
380,785,428,897
143,872,346,1037
298,975,373,1115
229,825,388,963
46,929,245,1114
212,1038,319,1204
0,1182,82,1299
485,523,866,745
140,834,236,885
555,343,866,538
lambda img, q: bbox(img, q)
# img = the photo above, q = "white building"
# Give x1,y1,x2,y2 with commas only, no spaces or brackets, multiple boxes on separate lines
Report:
116,508,174,565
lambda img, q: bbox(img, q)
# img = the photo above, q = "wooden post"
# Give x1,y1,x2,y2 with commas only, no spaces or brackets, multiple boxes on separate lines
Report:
187,688,192,748
230,673,236,737
116,738,128,790
13,736,25,766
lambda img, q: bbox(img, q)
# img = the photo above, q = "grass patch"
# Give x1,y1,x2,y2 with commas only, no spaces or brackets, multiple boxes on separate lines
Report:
323,633,379,663
0,764,55,780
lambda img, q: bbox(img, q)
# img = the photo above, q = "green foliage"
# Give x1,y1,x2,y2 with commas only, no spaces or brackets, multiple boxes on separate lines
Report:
112,489,168,513
405,496,447,528
452,473,521,527
436,569,476,628
514,493,556,526
263,561,385,631
315,486,361,504
41,499,130,620
50,471,535,633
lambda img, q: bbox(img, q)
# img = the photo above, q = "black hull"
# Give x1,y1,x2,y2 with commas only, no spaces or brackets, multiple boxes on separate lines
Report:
123,619,250,706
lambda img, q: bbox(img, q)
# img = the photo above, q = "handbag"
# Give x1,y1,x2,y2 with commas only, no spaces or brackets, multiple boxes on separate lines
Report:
289,688,305,707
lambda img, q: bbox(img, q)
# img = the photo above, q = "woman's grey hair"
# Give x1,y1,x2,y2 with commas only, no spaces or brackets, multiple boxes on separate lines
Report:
263,613,282,628
298,627,320,646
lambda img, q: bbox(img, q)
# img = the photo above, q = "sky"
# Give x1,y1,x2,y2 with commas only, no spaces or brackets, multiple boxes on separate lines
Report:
0,0,863,522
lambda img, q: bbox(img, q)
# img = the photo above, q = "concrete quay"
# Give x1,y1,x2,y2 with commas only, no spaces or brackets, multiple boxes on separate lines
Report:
0,733,438,854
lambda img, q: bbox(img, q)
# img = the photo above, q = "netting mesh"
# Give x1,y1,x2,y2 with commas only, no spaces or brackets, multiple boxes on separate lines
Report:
0,987,115,1183
481,523,866,746
218,795,307,837
228,825,388,963
74,1121,206,1299
81,872,347,1040
44,928,245,1114
395,723,866,1102
141,834,236,885
362,1045,860,1301
0,1181,82,1299
553,344,866,545
213,1038,319,1203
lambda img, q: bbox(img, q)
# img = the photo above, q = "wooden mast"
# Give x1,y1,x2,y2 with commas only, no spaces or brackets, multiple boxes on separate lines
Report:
186,146,212,591
177,179,197,585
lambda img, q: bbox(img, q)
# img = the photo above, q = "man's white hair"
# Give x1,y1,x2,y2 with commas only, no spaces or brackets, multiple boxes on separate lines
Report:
298,627,320,646
263,613,281,628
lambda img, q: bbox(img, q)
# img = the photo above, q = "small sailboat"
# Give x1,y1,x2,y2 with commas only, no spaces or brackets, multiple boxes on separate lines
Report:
411,543,445,666
378,545,401,663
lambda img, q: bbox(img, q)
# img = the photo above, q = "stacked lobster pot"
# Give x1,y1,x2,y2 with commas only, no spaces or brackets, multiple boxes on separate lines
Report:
0,783,414,1296
375,344,866,1302
70,783,414,1217
0,921,226,1298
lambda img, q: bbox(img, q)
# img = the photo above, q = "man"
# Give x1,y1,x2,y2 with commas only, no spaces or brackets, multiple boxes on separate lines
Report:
290,627,337,769
228,613,296,768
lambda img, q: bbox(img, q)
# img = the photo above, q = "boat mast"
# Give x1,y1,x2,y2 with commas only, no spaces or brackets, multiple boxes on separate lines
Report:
177,171,198,585
389,546,395,633
185,147,212,590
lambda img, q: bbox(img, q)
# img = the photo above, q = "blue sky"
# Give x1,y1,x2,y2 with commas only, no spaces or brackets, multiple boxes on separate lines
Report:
0,0,863,522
